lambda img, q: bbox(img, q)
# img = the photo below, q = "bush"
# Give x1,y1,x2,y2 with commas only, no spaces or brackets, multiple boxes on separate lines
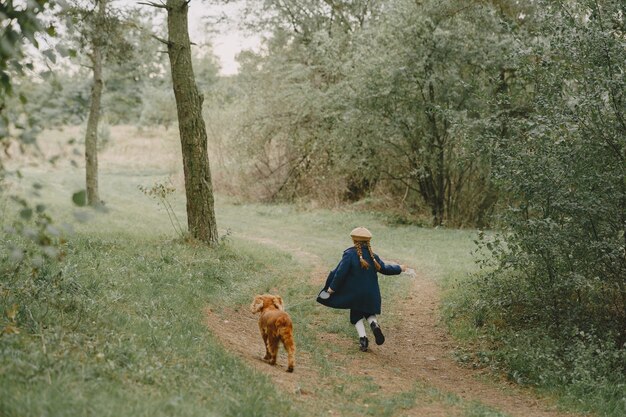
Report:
447,271,626,416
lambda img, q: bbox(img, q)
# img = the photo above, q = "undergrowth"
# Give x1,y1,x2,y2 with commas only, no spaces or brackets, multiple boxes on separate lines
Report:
445,272,626,417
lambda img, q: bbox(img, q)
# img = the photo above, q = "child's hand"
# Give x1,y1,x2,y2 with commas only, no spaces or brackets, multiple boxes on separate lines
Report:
403,267,416,278
400,264,407,272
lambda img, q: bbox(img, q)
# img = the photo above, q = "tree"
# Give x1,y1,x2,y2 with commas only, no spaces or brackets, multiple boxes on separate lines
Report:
232,0,383,203
232,0,504,226
83,0,106,206
143,0,219,244
476,0,626,352
340,0,509,226
63,0,134,206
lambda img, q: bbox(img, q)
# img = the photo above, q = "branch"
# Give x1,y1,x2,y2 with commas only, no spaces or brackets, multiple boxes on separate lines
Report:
138,1,169,10
151,34,171,46
321,0,352,33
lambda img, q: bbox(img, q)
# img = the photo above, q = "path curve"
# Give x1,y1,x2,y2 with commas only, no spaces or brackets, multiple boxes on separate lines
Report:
204,238,580,417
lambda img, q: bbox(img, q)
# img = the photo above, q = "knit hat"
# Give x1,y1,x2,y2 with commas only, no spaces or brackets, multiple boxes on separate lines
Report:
350,227,372,241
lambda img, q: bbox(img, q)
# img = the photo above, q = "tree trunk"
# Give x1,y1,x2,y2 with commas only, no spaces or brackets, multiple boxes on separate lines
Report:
84,0,105,206
434,139,445,226
426,80,445,226
165,0,218,244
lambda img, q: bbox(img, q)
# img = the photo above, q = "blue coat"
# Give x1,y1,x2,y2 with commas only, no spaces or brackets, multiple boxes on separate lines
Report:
316,246,402,314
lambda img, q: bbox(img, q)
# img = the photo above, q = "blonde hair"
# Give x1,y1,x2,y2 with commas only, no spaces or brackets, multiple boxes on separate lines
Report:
354,240,381,271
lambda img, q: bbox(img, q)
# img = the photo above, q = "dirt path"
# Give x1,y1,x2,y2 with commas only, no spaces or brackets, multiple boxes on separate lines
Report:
204,239,581,417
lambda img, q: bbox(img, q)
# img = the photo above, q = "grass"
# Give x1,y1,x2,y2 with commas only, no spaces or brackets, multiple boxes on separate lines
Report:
1,232,304,417
0,126,531,417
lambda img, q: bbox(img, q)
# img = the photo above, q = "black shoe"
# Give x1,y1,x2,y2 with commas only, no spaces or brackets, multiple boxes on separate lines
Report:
359,336,369,352
370,322,385,345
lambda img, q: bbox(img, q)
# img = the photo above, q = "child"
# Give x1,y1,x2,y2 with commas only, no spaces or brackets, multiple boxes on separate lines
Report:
317,227,407,351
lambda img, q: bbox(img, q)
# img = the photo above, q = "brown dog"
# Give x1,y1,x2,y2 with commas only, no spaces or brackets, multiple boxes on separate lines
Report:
250,294,295,372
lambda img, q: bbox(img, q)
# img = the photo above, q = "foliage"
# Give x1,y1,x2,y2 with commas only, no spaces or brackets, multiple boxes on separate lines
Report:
481,0,625,345
3,6,185,132
7,71,91,127
448,1,626,414
0,0,58,144
138,84,177,129
341,0,506,226
228,0,510,226
63,0,135,66
0,192,70,338
233,1,365,204
0,0,51,96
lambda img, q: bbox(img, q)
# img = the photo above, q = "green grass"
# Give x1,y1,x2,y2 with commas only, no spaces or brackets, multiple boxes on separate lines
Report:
1,234,304,417
0,160,482,417
0,126,535,417
217,200,479,282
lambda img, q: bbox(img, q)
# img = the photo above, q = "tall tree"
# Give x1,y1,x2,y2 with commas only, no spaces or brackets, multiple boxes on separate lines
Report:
143,0,218,244
234,0,505,226
64,0,132,205
84,0,106,206
342,0,508,226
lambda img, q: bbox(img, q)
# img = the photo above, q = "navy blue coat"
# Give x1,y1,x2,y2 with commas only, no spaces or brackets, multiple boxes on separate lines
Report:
316,246,402,314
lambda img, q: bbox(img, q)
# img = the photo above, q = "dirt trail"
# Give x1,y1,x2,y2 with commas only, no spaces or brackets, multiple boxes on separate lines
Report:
204,238,580,417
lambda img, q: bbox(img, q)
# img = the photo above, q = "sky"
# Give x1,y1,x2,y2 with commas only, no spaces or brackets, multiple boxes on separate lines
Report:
110,0,260,75
182,1,262,75
189,0,261,75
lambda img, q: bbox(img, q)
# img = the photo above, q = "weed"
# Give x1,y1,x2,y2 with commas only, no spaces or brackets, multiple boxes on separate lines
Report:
138,179,185,239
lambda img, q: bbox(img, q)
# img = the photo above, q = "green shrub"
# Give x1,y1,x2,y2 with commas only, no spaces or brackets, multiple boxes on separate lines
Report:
447,271,626,416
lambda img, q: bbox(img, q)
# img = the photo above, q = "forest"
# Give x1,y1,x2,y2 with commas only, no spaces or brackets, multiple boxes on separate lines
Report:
1,0,625,416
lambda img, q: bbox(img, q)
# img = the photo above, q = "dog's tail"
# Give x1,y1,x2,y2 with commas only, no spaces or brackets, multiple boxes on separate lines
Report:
277,316,295,372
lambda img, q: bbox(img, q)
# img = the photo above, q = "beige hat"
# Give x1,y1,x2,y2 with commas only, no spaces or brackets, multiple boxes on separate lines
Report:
350,227,372,241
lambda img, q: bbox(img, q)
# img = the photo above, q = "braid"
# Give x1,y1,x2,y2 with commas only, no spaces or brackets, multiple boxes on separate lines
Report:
367,241,382,271
354,241,370,269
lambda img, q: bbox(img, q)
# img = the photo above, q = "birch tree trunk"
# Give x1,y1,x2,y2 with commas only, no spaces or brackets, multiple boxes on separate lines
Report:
165,0,218,244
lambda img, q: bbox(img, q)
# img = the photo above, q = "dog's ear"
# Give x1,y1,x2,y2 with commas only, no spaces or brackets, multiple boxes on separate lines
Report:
273,295,284,311
250,295,264,313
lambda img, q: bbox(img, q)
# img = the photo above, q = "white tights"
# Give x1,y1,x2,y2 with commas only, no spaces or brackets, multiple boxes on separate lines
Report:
355,315,378,338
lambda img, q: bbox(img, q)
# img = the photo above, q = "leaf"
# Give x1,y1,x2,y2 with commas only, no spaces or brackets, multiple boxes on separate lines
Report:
56,44,69,57
36,204,46,213
72,190,87,207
